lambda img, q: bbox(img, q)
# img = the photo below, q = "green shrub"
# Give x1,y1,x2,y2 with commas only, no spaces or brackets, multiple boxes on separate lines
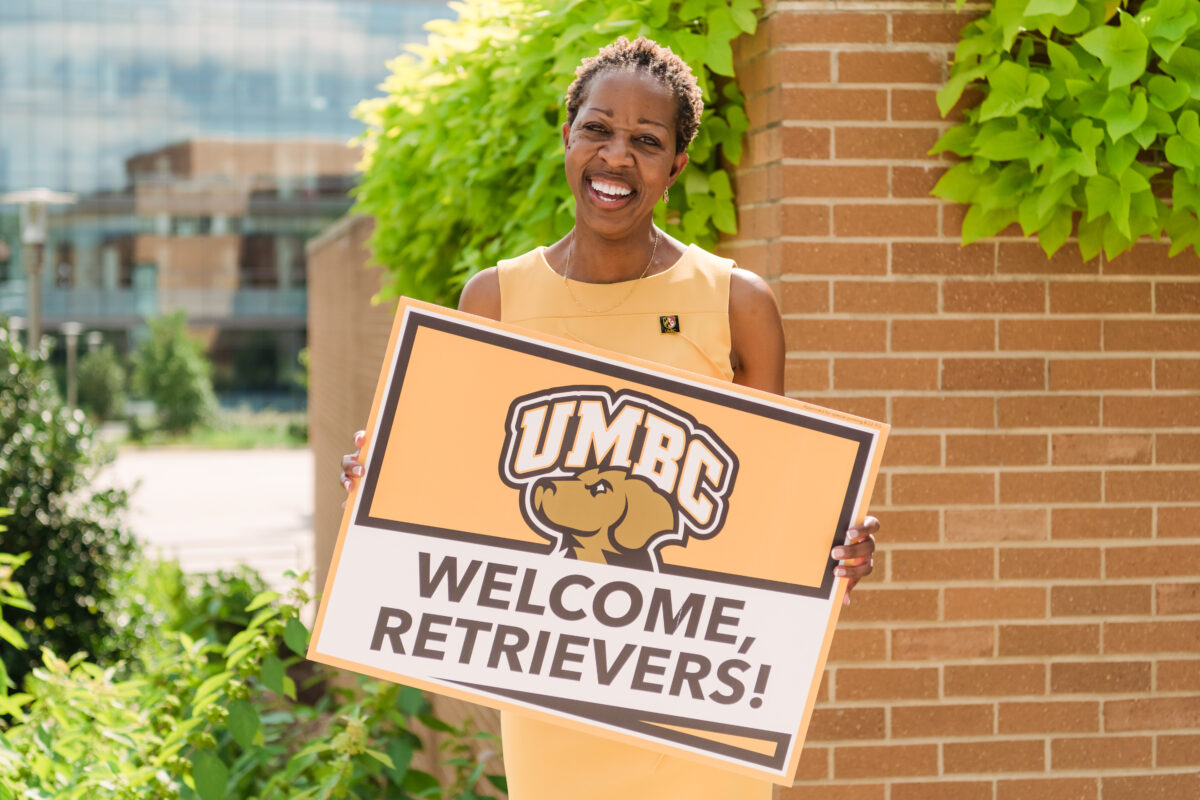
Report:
0,556,505,800
132,312,217,434
354,0,761,305
934,0,1200,260
0,329,139,690
77,343,128,421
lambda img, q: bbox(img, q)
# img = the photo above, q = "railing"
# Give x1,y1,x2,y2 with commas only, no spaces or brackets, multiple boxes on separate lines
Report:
0,282,307,323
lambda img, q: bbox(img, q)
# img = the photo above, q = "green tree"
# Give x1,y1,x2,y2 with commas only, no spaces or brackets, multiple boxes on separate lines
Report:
0,329,139,690
77,343,128,421
353,0,760,306
133,312,217,433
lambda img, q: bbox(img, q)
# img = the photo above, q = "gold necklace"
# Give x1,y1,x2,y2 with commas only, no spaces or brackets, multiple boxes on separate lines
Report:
561,228,659,314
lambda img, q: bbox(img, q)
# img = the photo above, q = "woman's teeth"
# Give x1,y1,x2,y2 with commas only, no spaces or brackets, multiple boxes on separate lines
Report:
591,179,632,197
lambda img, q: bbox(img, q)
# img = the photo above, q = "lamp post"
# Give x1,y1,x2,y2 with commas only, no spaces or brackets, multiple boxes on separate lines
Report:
61,321,83,409
0,188,78,350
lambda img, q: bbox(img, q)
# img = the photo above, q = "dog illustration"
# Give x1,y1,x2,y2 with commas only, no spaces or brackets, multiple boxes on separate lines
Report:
531,467,675,570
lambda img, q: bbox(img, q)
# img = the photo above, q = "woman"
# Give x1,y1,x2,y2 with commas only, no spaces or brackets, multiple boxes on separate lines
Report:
343,36,878,800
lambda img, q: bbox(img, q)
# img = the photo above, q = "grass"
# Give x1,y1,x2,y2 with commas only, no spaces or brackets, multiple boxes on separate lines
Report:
122,406,308,449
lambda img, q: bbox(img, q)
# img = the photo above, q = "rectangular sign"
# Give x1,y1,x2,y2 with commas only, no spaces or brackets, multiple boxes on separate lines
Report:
309,298,888,783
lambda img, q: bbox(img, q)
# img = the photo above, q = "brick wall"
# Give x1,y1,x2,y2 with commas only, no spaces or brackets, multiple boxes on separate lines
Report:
308,3,1199,795
729,2,1200,798
307,215,395,595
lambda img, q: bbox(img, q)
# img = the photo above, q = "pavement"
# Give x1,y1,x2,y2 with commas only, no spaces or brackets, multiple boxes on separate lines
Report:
101,448,314,593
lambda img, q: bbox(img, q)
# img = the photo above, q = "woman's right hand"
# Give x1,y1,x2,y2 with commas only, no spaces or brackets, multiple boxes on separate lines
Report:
340,429,367,498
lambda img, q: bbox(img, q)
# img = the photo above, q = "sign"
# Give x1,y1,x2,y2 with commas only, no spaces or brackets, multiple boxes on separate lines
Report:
309,298,888,783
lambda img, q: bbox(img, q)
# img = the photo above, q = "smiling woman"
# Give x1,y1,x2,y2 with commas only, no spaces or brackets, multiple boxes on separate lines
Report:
344,35,879,800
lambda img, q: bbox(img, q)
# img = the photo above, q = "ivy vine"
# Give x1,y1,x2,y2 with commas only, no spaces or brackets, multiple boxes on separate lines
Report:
933,0,1200,261
352,0,760,305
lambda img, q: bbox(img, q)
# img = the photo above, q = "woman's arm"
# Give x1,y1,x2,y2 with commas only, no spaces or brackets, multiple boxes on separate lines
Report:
728,267,877,603
729,267,785,394
458,267,502,320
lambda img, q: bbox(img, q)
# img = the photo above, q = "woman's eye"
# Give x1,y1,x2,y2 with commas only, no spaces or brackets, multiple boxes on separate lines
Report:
639,136,661,147
584,123,606,133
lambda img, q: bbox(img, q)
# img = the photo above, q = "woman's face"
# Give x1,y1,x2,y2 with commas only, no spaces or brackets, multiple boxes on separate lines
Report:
562,69,689,240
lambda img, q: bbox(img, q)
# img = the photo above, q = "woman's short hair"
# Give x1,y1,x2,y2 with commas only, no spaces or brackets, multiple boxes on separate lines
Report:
565,36,704,154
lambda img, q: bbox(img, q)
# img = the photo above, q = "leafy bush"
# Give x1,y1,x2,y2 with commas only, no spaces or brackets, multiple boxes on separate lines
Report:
133,312,217,433
0,329,139,690
0,557,505,800
77,343,128,421
354,0,761,305
933,0,1200,260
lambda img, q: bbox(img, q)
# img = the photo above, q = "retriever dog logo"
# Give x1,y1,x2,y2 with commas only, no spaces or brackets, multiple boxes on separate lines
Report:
500,387,738,571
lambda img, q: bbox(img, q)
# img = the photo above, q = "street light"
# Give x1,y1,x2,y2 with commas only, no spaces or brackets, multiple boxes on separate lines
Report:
0,188,78,349
61,321,83,409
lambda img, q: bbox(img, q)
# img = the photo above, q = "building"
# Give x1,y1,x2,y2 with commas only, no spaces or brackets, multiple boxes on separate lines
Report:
0,0,446,401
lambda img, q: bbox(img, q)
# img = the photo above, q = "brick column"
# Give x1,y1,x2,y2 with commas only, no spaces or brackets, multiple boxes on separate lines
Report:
732,2,1200,797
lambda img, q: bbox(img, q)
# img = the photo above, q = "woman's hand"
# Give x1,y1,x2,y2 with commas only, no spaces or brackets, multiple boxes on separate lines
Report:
833,515,878,606
340,430,366,505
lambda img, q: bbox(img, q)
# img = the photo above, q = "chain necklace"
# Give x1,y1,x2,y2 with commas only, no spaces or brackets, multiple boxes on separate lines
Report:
561,228,659,314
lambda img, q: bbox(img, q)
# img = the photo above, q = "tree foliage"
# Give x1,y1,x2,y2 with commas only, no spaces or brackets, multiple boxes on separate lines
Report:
933,0,1200,260
133,312,217,434
77,343,128,421
0,329,138,690
353,0,761,305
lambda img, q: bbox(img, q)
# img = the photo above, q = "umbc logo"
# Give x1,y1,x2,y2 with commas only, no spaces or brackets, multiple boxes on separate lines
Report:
500,386,738,571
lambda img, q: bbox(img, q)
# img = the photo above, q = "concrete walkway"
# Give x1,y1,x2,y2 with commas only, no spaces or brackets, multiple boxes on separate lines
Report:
102,448,314,592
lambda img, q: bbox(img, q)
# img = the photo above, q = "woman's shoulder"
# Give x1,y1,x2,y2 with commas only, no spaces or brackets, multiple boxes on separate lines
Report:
459,267,501,320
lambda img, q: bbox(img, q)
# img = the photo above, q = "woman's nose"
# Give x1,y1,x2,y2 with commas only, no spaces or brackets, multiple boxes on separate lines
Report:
600,135,635,166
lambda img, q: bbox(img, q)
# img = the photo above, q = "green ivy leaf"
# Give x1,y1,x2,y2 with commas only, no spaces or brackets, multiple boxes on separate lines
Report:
227,699,260,749
1106,135,1141,175
1085,174,1120,222
1077,215,1106,260
684,170,710,197
1138,0,1198,61
1162,46,1200,98
1054,2,1095,35
1024,0,1076,17
1038,206,1075,254
706,37,735,77
191,750,229,800
1173,169,1200,212
730,0,758,34
712,197,738,233
979,61,1052,120
930,124,976,156
962,204,1019,243
709,169,733,200
1077,11,1150,89
1098,89,1148,141
1147,75,1190,110
1037,173,1079,218
938,62,989,117
973,126,1042,161
932,162,985,203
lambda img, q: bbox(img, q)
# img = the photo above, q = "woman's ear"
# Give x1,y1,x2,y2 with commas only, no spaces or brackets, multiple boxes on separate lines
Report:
562,122,571,149
668,151,689,186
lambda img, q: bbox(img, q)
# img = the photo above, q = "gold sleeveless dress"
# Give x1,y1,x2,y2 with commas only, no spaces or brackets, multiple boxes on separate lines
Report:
494,244,773,800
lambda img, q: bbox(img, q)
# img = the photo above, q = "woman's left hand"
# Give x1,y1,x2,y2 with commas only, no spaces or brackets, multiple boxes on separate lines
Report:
832,516,878,606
